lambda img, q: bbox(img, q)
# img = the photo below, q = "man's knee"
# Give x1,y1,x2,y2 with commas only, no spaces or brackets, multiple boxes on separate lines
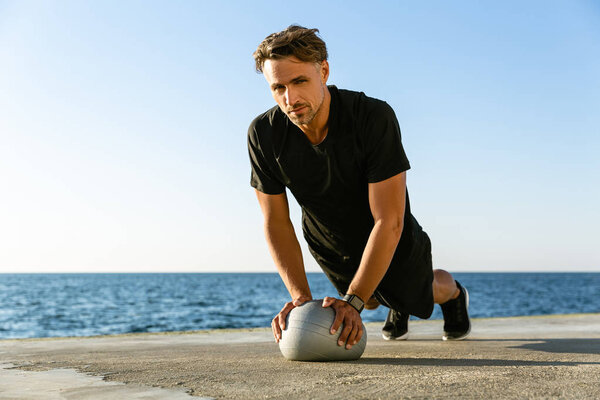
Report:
432,269,458,304
365,296,380,310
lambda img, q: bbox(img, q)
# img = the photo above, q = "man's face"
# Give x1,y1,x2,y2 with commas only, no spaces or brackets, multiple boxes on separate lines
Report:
262,56,329,126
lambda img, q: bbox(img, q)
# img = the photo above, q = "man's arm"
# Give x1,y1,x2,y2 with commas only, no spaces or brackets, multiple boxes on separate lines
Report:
325,172,407,347
348,171,407,300
254,189,312,342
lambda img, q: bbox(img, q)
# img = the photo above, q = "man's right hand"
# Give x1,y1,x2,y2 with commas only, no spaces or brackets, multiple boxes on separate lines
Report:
271,296,312,342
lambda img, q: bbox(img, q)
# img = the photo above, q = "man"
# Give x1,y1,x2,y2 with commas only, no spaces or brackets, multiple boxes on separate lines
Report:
248,25,470,350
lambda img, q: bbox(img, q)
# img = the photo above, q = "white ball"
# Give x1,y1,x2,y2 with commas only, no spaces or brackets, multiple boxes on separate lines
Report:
278,300,367,361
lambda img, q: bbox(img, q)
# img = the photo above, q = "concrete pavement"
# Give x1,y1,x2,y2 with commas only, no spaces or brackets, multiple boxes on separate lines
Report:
1,314,599,399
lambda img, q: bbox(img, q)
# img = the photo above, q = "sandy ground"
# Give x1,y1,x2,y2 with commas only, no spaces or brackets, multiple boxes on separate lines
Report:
1,314,599,399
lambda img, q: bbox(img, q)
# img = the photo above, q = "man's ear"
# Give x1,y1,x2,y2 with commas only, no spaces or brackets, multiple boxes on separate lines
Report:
320,60,330,84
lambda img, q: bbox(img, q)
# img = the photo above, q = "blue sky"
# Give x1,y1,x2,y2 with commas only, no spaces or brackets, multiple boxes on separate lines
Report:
1,1,598,272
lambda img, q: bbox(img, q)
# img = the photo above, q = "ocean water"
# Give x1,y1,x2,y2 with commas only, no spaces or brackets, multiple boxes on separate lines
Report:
0,273,598,339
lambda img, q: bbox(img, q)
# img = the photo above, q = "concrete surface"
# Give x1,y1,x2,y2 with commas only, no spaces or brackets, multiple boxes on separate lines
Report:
1,314,599,399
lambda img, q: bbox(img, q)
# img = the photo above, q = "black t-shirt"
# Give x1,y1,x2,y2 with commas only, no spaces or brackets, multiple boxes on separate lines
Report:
248,86,425,280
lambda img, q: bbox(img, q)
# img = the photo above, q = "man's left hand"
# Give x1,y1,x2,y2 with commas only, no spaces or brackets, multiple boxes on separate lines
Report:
322,296,363,349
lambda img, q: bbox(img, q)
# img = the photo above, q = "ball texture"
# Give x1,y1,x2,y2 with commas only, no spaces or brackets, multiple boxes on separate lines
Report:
278,300,367,361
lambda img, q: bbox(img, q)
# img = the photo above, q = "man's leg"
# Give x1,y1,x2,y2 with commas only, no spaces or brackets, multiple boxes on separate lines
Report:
432,269,459,303
364,297,381,310
432,269,471,340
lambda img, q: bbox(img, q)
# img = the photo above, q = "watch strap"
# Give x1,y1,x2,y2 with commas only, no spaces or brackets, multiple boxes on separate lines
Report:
343,294,365,313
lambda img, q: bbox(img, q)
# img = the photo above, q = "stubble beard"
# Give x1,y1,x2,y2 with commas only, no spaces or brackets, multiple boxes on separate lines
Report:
286,86,325,126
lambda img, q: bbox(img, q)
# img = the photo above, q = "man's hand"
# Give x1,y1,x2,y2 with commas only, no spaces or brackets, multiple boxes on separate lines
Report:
271,296,312,343
322,297,364,349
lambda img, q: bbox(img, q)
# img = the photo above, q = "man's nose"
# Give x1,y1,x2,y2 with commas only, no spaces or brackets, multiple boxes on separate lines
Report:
284,87,298,106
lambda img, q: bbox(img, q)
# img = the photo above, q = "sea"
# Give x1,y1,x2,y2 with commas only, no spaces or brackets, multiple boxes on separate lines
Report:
0,273,598,340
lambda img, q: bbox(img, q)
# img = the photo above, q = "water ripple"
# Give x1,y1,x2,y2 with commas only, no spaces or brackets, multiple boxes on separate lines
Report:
0,272,598,339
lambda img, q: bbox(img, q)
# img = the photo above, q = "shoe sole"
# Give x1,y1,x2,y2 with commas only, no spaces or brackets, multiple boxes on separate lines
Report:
442,286,471,341
382,332,408,341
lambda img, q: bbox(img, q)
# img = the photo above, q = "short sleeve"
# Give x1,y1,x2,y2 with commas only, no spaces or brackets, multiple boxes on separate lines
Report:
247,121,286,195
364,102,411,183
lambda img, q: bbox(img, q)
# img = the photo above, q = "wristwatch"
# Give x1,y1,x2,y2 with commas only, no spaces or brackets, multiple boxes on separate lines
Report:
343,294,365,313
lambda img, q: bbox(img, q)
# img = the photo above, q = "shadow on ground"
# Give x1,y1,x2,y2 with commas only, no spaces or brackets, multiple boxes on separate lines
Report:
464,338,600,355
509,338,600,355
354,357,599,367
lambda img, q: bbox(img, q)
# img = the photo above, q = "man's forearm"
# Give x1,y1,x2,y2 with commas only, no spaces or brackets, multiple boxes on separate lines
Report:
264,218,312,301
347,219,403,301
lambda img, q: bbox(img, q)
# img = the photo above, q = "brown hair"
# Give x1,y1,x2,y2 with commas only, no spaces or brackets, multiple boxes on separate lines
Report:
253,25,328,73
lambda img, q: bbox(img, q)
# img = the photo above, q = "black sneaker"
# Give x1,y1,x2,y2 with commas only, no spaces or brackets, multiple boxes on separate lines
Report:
441,281,471,341
382,309,409,340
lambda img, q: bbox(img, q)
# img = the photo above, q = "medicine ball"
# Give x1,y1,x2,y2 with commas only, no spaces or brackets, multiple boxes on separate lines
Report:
278,300,367,361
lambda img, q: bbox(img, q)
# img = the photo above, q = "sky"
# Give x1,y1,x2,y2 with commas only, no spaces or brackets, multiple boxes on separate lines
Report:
0,1,599,273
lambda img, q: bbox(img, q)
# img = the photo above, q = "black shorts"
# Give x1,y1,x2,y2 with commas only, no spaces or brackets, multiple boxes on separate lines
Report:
313,231,434,319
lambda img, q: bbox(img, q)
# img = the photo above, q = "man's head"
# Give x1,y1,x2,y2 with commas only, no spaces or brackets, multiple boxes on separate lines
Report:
253,25,328,73
254,25,330,127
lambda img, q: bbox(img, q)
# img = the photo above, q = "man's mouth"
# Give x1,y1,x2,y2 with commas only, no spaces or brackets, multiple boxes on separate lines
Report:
289,106,307,114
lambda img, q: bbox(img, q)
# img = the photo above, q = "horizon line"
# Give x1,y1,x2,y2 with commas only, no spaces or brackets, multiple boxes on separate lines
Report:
1,270,599,274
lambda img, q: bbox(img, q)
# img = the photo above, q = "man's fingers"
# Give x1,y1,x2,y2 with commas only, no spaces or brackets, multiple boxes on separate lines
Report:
328,299,364,349
322,296,335,307
279,311,286,330
292,297,308,307
271,317,281,342
324,298,343,334
355,323,364,343
337,317,353,347
329,305,344,334
346,322,361,348
272,298,314,343
272,301,295,342
279,302,295,330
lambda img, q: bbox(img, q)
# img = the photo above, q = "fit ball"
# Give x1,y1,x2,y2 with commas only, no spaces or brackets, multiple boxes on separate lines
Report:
278,300,367,361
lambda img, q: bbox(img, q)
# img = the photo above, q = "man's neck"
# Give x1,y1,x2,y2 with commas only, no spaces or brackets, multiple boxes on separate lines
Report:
297,88,331,145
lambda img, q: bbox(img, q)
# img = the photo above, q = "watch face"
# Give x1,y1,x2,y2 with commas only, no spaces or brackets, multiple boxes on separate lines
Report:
345,295,364,312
